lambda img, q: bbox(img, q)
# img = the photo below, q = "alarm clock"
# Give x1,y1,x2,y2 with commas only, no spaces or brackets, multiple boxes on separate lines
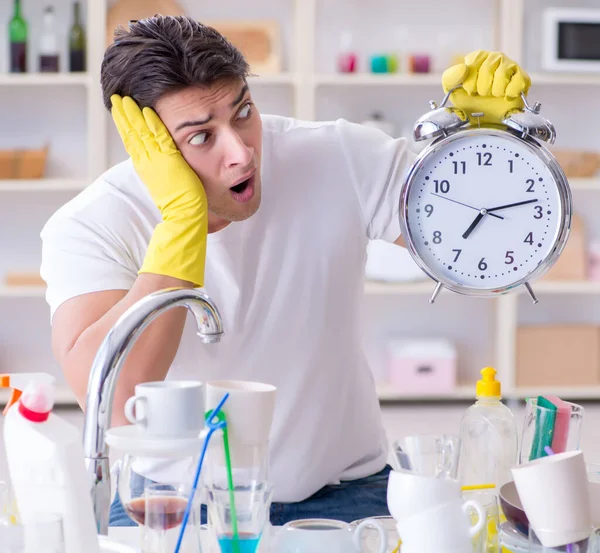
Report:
399,86,572,304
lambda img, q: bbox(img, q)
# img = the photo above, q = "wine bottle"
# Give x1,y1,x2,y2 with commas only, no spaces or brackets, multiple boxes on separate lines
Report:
69,2,86,72
9,0,28,73
39,6,59,72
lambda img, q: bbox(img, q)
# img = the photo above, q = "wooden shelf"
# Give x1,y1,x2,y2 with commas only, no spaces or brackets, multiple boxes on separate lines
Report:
0,286,46,298
530,73,600,86
0,179,87,192
365,280,600,296
569,178,600,191
0,73,90,86
315,73,443,86
248,73,297,84
376,383,474,402
512,387,600,401
530,281,600,295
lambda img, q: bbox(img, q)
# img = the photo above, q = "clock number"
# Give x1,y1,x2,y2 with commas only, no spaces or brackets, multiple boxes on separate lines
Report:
434,179,450,194
478,258,488,271
453,161,466,175
534,205,543,219
508,160,514,173
526,179,535,193
524,232,534,245
424,204,434,217
433,231,442,244
452,249,462,262
477,152,492,166
505,251,515,265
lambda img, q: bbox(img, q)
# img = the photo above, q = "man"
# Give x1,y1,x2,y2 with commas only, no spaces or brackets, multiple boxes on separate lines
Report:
40,15,530,526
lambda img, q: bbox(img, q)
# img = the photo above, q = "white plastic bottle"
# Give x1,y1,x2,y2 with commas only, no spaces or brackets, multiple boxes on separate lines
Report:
1,373,100,553
458,367,518,553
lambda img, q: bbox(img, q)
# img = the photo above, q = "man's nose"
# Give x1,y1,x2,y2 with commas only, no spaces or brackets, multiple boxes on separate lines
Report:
223,129,253,168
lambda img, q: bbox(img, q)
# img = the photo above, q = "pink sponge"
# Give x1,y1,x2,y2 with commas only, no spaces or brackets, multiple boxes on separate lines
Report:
543,395,571,454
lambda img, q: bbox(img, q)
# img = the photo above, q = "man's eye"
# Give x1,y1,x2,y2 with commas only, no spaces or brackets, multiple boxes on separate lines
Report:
189,132,209,145
238,103,252,119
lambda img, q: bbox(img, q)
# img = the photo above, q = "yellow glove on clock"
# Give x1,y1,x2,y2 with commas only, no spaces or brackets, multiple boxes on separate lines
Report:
111,95,207,287
441,50,532,125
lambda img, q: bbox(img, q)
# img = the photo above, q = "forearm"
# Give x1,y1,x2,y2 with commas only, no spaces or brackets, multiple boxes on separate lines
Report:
62,274,193,426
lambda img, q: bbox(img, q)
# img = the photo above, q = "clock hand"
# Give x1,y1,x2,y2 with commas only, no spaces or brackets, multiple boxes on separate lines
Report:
462,212,485,239
486,198,539,212
431,193,504,220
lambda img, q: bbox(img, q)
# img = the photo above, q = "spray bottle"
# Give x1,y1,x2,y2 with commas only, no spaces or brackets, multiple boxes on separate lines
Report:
1,373,101,553
458,367,518,553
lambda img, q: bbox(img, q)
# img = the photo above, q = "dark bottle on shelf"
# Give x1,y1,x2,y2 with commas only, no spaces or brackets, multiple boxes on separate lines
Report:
9,0,28,73
69,2,86,72
39,6,59,72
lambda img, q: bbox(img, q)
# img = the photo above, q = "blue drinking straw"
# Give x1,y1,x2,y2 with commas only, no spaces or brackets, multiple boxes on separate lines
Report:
173,392,229,553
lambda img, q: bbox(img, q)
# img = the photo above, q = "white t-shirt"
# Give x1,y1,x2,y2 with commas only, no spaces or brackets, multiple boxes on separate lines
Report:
40,114,415,503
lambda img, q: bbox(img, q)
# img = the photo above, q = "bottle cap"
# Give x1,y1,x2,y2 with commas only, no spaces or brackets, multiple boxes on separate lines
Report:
476,367,501,398
17,381,55,423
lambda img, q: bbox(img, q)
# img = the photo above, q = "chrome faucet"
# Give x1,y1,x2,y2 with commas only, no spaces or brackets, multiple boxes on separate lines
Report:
81,287,224,535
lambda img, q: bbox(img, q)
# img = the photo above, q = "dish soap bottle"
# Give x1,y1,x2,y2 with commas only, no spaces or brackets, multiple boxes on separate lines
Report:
458,367,518,553
1,373,101,553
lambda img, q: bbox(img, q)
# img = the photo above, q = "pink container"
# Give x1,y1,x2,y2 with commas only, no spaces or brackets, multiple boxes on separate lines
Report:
387,339,457,396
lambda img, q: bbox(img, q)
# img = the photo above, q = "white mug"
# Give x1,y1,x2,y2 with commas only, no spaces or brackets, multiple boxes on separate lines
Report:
205,380,277,446
124,380,204,438
273,518,388,553
396,498,485,552
387,468,461,521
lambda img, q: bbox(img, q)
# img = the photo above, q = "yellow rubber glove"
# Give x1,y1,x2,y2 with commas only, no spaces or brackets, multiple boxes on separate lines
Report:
441,50,532,125
110,95,207,286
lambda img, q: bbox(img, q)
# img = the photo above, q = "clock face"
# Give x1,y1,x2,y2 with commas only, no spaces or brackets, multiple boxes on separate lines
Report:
402,129,569,292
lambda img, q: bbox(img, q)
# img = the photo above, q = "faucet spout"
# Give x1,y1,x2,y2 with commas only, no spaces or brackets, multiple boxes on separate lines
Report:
81,287,224,534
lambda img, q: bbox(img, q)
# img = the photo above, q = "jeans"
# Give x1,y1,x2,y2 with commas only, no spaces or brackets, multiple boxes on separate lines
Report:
109,464,392,527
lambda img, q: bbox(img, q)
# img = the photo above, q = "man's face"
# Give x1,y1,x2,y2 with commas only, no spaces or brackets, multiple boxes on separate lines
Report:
155,78,262,232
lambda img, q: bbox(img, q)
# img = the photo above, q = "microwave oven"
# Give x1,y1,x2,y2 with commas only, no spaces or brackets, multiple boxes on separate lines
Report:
543,7,600,72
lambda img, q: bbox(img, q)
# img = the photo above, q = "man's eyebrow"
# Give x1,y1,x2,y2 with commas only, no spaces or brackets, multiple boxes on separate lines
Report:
175,115,211,132
174,85,249,132
230,84,249,108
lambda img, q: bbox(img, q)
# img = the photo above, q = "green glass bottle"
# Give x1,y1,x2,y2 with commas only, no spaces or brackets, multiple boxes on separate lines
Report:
9,0,28,73
69,2,86,72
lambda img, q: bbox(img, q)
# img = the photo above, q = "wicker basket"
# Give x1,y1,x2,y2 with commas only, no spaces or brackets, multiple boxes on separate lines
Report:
550,149,600,178
0,145,48,179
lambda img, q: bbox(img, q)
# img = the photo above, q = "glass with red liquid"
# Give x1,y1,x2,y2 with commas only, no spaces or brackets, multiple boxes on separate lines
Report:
141,482,202,553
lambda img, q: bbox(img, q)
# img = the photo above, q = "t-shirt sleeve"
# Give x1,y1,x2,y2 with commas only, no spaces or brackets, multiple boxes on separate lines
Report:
40,208,139,321
336,119,417,242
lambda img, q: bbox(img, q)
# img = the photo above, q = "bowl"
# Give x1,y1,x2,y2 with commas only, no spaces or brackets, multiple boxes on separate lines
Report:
499,481,529,536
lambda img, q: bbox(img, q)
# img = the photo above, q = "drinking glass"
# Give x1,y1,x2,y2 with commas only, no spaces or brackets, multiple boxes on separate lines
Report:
142,482,201,553
519,398,584,464
393,434,460,478
0,513,65,553
206,482,273,553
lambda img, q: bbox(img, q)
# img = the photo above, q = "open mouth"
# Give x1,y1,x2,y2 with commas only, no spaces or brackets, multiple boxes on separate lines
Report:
231,179,250,194
229,173,256,203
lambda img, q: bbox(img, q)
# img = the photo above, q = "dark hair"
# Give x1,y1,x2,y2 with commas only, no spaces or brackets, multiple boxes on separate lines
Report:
100,15,251,110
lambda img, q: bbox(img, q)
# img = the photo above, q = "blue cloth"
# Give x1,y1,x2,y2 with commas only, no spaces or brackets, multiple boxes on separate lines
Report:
109,465,392,527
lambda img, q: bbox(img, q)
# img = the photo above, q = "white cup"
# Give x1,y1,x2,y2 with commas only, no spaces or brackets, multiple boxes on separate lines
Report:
273,518,388,553
396,498,485,552
512,450,592,548
386,468,461,521
124,380,204,438
205,380,277,447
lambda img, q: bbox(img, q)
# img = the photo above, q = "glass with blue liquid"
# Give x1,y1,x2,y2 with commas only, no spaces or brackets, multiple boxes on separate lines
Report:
206,482,273,553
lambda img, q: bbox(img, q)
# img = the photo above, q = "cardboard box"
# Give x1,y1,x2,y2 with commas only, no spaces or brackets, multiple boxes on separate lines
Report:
543,214,587,281
516,325,600,387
